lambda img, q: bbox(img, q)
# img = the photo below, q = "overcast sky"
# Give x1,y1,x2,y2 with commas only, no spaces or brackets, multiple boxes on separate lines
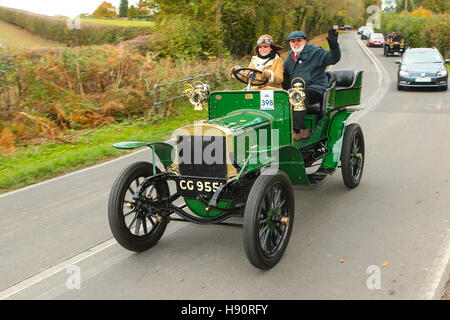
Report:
0,0,141,18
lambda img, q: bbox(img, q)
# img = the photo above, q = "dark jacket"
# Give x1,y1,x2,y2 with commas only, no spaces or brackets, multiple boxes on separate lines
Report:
282,43,341,94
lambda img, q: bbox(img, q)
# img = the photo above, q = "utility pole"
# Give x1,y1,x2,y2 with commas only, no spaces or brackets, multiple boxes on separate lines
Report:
405,0,407,14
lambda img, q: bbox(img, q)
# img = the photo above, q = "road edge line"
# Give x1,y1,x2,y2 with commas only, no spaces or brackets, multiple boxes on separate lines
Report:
0,148,148,199
0,238,117,300
416,229,450,300
349,33,390,123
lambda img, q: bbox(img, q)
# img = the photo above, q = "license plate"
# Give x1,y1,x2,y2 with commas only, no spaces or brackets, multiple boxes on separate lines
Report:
177,178,225,196
415,77,431,82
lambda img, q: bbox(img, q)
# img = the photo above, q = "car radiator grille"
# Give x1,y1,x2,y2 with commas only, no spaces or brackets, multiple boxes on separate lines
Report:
177,135,228,178
410,72,435,77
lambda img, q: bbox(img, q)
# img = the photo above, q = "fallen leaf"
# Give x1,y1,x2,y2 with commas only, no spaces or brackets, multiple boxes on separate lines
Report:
339,259,344,263
382,261,388,267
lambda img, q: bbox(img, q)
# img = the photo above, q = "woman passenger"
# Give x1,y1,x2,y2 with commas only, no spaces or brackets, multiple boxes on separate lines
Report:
230,34,284,90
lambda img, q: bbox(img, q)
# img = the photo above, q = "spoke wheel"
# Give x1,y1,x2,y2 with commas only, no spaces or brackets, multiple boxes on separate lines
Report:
108,161,169,252
341,123,365,189
243,171,295,270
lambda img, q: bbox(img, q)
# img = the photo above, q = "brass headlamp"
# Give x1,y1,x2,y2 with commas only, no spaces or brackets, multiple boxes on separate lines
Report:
288,77,306,111
184,81,210,111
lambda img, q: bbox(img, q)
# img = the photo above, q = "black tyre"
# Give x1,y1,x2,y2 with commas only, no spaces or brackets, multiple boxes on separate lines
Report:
243,171,295,270
341,124,365,189
397,83,403,91
108,161,169,252
384,46,388,57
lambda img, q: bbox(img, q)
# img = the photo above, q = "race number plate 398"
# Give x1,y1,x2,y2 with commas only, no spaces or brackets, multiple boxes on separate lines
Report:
260,90,274,110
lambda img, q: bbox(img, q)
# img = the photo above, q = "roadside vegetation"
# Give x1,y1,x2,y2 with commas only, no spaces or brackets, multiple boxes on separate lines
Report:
79,18,155,27
379,10,449,58
0,42,246,192
0,6,152,46
0,103,209,191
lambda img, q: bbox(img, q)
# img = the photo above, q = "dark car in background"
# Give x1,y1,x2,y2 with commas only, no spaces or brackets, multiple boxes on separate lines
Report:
367,33,384,47
396,48,449,90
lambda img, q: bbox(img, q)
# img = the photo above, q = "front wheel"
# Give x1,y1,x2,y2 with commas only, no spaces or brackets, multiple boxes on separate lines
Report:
341,124,365,189
243,171,295,270
108,161,169,252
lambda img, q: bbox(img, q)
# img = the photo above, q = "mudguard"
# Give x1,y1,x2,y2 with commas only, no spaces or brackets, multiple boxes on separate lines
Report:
321,110,353,170
113,141,174,169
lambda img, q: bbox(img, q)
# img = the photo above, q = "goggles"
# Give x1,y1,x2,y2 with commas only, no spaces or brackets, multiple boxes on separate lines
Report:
257,37,273,45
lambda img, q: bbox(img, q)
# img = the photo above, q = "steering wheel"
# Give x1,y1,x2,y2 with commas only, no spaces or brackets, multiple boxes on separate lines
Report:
233,67,268,86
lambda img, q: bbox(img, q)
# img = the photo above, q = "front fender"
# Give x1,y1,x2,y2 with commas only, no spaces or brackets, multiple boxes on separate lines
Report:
113,141,173,169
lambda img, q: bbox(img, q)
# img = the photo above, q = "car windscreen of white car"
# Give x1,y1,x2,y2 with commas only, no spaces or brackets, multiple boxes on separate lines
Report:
403,51,443,64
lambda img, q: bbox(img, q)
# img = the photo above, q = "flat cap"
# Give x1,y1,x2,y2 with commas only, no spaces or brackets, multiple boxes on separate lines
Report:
287,31,307,41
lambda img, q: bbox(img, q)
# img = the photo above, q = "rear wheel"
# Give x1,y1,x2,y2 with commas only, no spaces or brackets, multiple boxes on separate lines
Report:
108,161,169,252
243,171,295,270
341,124,365,189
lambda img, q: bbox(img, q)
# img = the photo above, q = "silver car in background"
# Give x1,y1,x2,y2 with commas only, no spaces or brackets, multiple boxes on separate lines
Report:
396,48,449,91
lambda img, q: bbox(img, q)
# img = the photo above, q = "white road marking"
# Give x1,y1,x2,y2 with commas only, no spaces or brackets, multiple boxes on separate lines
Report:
417,229,450,300
0,220,188,300
0,238,117,300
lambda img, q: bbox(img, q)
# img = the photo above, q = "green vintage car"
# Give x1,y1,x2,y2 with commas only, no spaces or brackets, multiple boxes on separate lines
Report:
108,67,365,269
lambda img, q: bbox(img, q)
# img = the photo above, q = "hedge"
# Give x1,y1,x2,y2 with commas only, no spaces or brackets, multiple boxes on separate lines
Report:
379,12,449,58
0,6,152,46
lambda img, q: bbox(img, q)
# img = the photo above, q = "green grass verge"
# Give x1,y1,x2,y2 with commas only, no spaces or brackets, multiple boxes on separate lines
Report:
0,19,61,49
81,18,155,27
0,101,207,193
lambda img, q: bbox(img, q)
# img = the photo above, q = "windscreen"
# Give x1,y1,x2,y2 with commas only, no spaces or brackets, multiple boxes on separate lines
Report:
403,51,442,64
371,33,384,39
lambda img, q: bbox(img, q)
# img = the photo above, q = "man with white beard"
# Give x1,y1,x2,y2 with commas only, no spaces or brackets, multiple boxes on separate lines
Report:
282,29,341,140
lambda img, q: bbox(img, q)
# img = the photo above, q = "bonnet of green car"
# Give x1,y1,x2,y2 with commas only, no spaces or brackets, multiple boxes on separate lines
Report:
207,109,273,134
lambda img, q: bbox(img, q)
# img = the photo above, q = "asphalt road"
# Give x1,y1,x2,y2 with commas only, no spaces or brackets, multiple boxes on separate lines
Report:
1,32,449,300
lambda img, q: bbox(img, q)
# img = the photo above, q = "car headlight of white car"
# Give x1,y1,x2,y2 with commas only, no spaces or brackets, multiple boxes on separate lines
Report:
437,70,447,77
399,70,410,77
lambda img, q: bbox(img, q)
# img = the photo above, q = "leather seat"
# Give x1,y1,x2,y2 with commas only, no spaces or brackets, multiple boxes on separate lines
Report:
331,70,363,90
305,70,362,114
306,71,337,114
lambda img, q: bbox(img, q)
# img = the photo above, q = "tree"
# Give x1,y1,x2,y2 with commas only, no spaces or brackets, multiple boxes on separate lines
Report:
411,6,433,17
119,0,129,18
136,0,159,15
127,5,139,19
92,1,118,18
415,0,449,13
